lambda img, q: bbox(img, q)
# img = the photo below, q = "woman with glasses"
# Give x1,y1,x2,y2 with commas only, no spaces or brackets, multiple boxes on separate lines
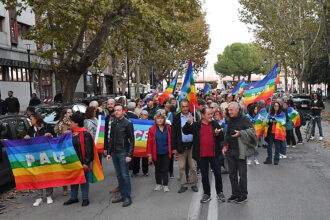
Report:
134,99,144,117
54,108,72,195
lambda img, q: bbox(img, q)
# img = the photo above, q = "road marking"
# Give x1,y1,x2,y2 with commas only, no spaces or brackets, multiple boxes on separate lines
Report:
207,174,218,220
187,176,203,220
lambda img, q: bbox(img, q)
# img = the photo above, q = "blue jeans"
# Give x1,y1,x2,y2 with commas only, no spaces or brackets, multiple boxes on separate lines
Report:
280,140,287,155
71,171,89,199
248,146,259,159
112,152,131,200
266,134,282,164
311,116,323,137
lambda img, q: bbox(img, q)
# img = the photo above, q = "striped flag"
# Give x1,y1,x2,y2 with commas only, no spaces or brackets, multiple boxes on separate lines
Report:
287,107,301,128
131,119,154,157
179,61,198,113
203,84,211,95
265,111,286,141
3,133,86,191
231,78,245,95
94,115,106,153
159,77,178,105
244,62,279,107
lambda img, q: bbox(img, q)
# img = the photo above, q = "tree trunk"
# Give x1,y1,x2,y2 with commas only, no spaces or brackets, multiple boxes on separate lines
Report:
247,72,252,83
111,53,117,95
238,73,241,81
304,78,309,94
61,72,82,103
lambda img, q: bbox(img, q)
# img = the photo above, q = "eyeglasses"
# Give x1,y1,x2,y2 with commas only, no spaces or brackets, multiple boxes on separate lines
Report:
141,114,148,116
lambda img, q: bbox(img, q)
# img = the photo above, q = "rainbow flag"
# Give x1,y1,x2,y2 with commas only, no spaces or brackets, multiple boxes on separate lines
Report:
131,119,154,157
94,115,106,153
179,61,198,113
159,76,178,105
86,139,104,183
244,62,279,107
287,107,301,128
3,133,86,191
203,84,211,95
247,111,266,141
231,78,245,95
265,111,286,141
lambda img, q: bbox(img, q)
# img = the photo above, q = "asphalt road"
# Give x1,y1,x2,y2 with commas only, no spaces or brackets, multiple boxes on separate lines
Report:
2,138,330,220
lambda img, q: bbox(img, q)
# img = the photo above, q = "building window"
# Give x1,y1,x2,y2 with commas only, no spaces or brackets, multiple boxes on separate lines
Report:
9,9,18,44
17,22,30,38
0,67,4,81
0,16,4,32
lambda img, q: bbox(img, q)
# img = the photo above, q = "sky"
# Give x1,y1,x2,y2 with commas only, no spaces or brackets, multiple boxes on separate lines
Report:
201,0,254,76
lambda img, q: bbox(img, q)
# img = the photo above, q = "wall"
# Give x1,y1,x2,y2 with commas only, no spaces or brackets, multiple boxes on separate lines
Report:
0,81,32,111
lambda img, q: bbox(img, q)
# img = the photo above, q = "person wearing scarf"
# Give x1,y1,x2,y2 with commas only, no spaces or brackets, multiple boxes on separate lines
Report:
24,113,53,207
264,102,286,165
246,104,260,165
63,113,94,207
54,108,72,196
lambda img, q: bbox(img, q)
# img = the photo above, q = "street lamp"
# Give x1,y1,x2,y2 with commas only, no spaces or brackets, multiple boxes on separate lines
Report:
25,44,32,97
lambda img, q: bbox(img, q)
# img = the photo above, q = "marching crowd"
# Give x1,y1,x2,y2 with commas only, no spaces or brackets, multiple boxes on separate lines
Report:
5,89,325,209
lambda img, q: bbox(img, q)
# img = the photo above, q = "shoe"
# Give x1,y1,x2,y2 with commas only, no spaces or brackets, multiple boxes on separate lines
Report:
46,196,53,204
33,198,43,207
235,196,248,204
262,144,267,148
143,173,149,177
170,173,174,179
281,154,287,159
247,159,252,165
227,195,239,203
191,185,198,192
82,199,89,207
274,162,279,165
63,198,79,206
291,145,296,148
163,186,170,192
298,141,303,145
310,136,315,140
109,186,120,193
254,159,260,165
286,145,290,148
154,184,162,191
112,197,125,203
62,186,68,196
178,186,188,193
263,160,272,164
122,199,132,207
319,137,323,141
217,192,225,202
200,194,211,203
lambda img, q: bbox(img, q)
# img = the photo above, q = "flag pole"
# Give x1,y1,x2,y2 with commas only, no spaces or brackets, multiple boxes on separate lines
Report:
193,104,196,122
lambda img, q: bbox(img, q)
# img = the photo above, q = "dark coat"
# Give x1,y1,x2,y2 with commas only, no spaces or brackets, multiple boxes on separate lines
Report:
126,111,139,119
104,115,115,152
5,97,20,113
29,98,41,106
182,120,224,162
72,131,94,165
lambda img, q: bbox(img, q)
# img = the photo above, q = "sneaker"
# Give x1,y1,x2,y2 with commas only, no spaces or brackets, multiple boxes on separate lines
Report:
291,145,296,148
281,154,287,159
46,196,53,204
154,184,162,191
200,194,211,203
191,185,198,192
310,136,315,140
279,154,283,159
169,173,174,179
297,141,303,145
235,196,248,204
178,186,188,193
163,186,170,192
33,198,43,207
254,159,260,165
122,199,132,207
246,159,252,165
319,137,323,141
227,195,239,203
143,173,149,177
217,192,225,202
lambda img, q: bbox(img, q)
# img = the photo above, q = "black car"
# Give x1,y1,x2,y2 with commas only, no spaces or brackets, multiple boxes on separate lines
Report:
0,115,30,186
292,94,312,118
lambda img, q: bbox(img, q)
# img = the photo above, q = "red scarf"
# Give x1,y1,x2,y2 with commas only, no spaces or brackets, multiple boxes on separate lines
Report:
72,127,91,172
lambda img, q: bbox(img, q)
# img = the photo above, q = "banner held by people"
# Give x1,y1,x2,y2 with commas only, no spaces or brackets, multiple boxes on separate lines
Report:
3,133,86,191
131,119,154,158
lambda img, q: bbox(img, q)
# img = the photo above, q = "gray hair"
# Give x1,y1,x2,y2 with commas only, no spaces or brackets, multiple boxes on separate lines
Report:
127,102,136,111
141,110,148,116
258,100,266,108
210,102,218,108
89,101,99,108
228,102,240,109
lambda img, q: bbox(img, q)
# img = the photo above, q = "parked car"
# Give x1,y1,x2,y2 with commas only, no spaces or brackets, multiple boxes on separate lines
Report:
0,115,31,186
82,95,115,106
292,94,312,119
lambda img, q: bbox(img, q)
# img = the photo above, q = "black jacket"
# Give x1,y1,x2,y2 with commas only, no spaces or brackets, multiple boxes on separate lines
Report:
104,114,115,151
171,112,200,153
126,111,139,119
29,98,41,106
311,99,325,116
5,97,20,113
0,99,6,115
144,106,159,120
72,131,94,165
108,117,135,157
182,120,224,161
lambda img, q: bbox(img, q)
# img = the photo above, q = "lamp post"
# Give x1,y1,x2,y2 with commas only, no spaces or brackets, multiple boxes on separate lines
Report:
126,50,130,99
25,44,32,97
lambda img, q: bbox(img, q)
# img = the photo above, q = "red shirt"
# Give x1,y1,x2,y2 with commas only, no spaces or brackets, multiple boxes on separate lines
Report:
200,122,214,157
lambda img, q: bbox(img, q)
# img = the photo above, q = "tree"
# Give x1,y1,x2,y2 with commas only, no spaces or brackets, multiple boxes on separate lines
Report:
214,43,265,83
2,0,203,102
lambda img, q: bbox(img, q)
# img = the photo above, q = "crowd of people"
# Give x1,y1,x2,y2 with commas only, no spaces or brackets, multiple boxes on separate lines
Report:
3,88,326,209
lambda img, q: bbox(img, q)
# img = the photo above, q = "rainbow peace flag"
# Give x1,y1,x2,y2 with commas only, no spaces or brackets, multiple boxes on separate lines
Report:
179,60,198,113
159,76,178,105
94,115,106,153
287,107,301,128
203,84,211,95
244,62,279,107
86,140,104,183
131,119,154,157
231,78,245,95
3,133,86,191
265,111,286,141
247,110,266,141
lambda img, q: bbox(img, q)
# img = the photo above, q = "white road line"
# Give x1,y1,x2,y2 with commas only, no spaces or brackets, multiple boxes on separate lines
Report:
187,177,203,220
207,174,218,220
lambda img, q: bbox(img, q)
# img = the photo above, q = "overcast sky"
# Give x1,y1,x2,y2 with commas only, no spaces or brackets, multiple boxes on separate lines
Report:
201,0,254,76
